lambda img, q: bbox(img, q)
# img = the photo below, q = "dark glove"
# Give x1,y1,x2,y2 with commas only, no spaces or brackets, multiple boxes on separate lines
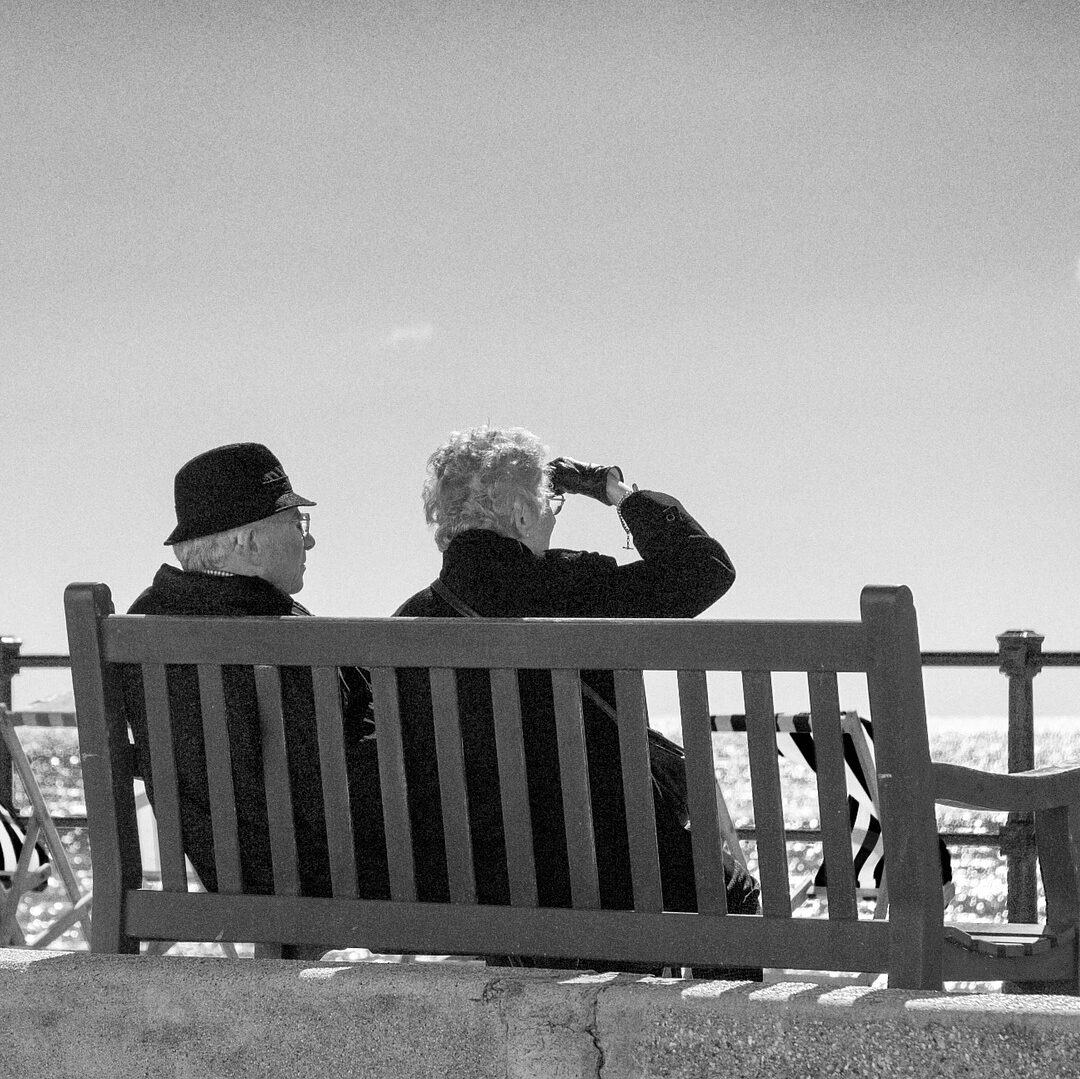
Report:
547,457,624,505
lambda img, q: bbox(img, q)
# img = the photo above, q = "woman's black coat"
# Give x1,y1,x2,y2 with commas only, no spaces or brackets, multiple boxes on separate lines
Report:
393,490,759,916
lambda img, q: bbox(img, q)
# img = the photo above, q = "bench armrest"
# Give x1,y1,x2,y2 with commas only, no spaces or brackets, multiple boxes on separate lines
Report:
933,761,1080,812
935,761,1080,936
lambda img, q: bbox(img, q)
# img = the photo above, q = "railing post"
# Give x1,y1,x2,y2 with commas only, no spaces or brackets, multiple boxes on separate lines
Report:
0,636,22,710
997,628,1043,924
0,637,22,810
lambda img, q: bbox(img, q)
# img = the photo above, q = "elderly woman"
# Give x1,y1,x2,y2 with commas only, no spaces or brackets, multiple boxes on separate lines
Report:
394,425,759,973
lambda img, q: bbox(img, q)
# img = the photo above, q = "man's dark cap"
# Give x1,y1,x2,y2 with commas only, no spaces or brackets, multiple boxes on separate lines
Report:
164,443,316,545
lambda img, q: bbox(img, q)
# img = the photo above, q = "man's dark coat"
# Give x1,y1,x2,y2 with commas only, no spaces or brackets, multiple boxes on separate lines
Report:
121,565,388,898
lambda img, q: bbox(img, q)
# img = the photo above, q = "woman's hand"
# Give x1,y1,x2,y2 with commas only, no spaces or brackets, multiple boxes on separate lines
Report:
547,457,625,505
607,471,632,506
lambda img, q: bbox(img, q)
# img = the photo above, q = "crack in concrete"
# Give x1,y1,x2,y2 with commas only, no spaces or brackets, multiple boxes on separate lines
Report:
584,991,607,1078
485,975,609,1079
476,977,513,1077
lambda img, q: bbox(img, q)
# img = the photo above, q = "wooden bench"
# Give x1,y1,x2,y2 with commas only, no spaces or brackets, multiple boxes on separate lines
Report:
64,581,1080,991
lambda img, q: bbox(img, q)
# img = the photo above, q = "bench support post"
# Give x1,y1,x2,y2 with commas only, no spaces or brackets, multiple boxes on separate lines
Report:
862,586,943,990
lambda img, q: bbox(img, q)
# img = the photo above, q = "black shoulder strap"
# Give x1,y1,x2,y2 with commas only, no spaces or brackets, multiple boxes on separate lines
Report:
429,577,482,618
428,576,697,837
428,576,622,723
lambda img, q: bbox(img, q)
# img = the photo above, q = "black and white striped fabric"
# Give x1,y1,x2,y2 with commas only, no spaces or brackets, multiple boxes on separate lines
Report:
0,802,51,883
710,711,884,890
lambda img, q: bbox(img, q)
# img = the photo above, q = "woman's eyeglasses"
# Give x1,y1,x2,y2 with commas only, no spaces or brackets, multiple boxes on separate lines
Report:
549,494,565,516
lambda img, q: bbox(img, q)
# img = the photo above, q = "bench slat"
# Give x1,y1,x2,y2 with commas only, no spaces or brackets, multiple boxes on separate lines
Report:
141,663,187,892
371,668,416,902
124,889,889,973
429,668,477,905
101,615,870,673
551,669,600,910
197,664,242,894
490,669,537,908
808,671,857,921
614,670,663,913
254,666,300,897
678,668,728,916
311,666,357,899
742,670,791,919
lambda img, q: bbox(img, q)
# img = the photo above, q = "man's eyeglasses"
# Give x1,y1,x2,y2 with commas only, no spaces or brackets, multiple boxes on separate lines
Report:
298,512,311,536
549,494,565,516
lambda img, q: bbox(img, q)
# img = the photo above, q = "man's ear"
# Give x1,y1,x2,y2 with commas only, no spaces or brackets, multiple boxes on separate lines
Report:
234,525,263,568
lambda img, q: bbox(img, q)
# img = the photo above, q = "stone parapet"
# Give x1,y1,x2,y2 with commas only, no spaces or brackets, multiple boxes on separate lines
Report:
4,948,1080,1078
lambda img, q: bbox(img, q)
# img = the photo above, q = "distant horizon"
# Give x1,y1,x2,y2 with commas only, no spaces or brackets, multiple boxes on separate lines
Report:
9,683,1080,728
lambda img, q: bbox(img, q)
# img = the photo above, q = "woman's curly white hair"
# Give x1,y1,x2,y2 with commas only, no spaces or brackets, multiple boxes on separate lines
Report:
423,426,552,551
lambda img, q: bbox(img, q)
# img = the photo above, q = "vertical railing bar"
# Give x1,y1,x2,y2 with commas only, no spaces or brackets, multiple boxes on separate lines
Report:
142,663,187,892
311,666,357,899
677,668,727,916
197,664,243,894
613,669,663,912
429,667,477,905
0,637,20,812
741,671,791,918
490,669,537,908
254,665,300,897
808,670,857,922
371,667,415,902
998,630,1042,924
551,669,600,910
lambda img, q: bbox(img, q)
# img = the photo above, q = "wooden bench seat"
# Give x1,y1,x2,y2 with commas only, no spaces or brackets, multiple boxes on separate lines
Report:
64,581,1080,991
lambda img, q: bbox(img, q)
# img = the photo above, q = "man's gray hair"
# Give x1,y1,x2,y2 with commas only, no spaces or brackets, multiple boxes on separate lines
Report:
172,524,250,572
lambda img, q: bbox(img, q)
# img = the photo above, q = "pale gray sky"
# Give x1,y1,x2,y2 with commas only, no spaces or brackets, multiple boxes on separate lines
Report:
4,1,1080,714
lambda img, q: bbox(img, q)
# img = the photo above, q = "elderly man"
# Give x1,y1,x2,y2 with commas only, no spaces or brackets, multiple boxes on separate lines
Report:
122,443,388,926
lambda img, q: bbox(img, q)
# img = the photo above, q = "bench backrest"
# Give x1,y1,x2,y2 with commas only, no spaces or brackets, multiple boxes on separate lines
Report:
64,582,945,987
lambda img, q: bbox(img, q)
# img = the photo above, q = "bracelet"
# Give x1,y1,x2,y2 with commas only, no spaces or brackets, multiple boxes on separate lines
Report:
615,485,639,550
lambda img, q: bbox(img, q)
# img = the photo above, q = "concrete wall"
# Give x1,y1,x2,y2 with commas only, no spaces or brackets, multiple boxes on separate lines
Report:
5,947,1080,1078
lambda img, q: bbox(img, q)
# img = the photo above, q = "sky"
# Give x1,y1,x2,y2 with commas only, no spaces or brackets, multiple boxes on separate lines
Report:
3,1,1080,716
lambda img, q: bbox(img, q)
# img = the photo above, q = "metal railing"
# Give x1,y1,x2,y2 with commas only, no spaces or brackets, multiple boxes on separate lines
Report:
0,636,80,828
3,630,1079,921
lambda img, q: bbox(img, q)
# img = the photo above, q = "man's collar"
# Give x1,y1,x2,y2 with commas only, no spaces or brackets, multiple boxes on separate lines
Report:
185,566,309,614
